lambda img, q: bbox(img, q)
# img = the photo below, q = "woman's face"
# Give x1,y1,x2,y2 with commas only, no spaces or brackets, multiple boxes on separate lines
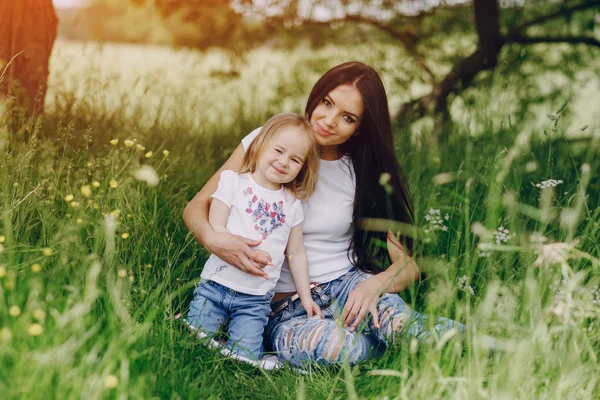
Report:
309,84,364,160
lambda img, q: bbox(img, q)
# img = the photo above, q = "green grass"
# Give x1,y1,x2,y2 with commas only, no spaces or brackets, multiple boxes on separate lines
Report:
1,43,599,399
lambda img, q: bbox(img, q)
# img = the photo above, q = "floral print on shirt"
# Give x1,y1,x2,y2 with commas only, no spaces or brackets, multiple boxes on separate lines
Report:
242,186,286,239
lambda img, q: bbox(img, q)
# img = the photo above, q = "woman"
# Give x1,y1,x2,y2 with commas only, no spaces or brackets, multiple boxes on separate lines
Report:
184,62,462,366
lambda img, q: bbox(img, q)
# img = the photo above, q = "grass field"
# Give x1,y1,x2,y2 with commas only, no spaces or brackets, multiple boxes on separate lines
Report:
0,40,599,399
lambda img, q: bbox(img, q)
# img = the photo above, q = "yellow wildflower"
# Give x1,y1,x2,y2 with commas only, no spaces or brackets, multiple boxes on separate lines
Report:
64,194,74,202
162,150,170,158
0,265,6,277
124,139,134,147
42,248,53,256
9,306,21,317
129,275,134,282
121,233,130,239
80,185,92,198
0,235,5,243
145,264,152,269
110,209,121,218
27,324,43,336
32,309,46,321
13,182,18,187
76,218,83,224
31,263,42,273
92,181,101,188
0,327,12,342
0,244,4,253
104,375,119,389
109,179,118,189
145,151,153,158
70,201,80,207
117,269,127,279
87,162,93,168
110,139,119,145
136,144,145,152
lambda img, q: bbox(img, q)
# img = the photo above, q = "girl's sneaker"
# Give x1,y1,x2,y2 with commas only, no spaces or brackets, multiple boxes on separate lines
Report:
183,319,284,370
183,319,226,350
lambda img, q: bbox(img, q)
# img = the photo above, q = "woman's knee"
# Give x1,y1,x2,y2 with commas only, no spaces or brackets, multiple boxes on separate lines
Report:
283,324,371,364
377,294,412,336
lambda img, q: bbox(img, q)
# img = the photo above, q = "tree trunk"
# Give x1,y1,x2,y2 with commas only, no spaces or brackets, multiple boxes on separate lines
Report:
0,0,58,115
397,0,504,134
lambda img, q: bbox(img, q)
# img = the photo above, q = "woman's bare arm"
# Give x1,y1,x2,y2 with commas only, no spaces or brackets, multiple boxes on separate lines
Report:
379,231,421,292
342,232,420,332
183,143,271,277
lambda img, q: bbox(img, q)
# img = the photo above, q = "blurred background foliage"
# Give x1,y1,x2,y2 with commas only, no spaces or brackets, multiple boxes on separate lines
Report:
48,0,600,138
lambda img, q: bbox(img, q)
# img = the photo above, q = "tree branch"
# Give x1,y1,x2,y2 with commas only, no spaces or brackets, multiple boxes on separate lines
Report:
345,14,436,82
266,14,437,83
505,34,600,48
510,0,599,34
396,49,489,122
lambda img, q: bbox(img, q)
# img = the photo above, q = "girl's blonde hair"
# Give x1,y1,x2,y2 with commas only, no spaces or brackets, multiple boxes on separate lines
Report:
240,113,320,200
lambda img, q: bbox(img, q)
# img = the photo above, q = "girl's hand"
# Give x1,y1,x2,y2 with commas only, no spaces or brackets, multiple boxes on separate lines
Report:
342,276,386,332
301,298,323,318
205,231,272,279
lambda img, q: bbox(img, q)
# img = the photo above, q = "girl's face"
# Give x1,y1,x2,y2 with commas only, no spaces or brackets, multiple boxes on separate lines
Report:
253,127,311,190
309,84,364,160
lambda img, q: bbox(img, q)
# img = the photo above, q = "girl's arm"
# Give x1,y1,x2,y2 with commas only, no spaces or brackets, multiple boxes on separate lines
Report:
342,232,420,332
286,225,323,318
183,144,271,278
208,199,231,234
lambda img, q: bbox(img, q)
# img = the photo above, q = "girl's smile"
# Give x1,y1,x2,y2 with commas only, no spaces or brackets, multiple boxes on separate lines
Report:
252,127,311,191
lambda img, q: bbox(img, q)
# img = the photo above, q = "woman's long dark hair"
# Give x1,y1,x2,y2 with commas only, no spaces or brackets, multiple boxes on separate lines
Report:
305,62,414,274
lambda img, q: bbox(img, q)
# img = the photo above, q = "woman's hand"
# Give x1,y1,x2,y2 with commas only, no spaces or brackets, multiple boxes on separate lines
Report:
301,298,323,318
205,231,272,279
342,276,386,332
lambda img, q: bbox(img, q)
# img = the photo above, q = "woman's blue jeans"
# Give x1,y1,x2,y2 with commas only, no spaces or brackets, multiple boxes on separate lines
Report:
264,267,464,367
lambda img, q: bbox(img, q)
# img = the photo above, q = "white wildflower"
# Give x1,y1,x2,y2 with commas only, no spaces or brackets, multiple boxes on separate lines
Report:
493,226,512,245
424,208,447,231
133,165,159,187
457,275,475,295
534,179,563,189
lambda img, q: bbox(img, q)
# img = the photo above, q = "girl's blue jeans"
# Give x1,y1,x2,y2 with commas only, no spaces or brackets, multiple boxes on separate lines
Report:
186,279,274,360
264,267,464,367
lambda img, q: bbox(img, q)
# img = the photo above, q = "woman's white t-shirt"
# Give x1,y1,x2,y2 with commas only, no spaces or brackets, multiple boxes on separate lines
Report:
242,128,356,292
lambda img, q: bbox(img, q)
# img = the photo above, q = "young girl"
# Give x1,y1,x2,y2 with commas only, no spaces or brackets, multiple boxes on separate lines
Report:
186,113,323,362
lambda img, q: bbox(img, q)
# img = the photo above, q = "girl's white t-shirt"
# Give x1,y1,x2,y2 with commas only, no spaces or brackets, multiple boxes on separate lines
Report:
242,128,356,292
202,170,304,295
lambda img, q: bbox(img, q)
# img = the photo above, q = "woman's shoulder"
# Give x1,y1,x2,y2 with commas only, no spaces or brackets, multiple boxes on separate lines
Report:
241,127,263,151
319,155,356,184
